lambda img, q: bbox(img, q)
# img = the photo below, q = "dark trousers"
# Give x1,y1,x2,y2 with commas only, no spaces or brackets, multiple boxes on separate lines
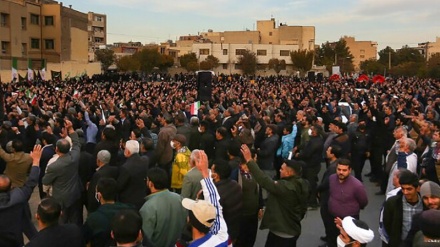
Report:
370,147,384,177
304,165,321,206
265,231,299,247
320,204,332,243
23,203,37,240
351,152,367,181
60,198,83,226
235,213,259,247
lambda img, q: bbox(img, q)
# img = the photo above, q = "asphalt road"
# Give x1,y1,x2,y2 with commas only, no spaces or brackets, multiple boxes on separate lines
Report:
254,160,384,247
26,160,384,247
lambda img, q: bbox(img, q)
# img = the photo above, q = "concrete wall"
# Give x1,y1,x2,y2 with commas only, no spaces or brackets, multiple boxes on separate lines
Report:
343,36,377,70
0,61,101,82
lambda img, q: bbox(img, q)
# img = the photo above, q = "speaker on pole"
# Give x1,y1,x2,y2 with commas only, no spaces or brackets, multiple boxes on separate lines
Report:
317,73,323,83
197,71,213,102
307,71,315,82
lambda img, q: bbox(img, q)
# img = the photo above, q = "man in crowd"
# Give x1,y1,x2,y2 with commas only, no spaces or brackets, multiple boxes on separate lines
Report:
117,140,149,210
241,144,309,247
139,167,186,247
327,159,368,247
382,171,424,247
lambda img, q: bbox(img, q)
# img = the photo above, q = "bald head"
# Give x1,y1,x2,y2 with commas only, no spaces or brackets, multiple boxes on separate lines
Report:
0,175,11,192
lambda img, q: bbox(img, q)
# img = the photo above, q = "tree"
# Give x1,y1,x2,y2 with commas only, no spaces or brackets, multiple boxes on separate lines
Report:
95,49,116,71
199,60,212,70
360,59,385,75
290,49,314,76
179,53,198,72
378,46,397,68
394,46,424,65
116,55,140,72
268,58,286,75
426,53,440,78
314,39,354,74
237,49,258,75
132,48,162,73
204,55,219,70
158,54,174,71
186,61,199,72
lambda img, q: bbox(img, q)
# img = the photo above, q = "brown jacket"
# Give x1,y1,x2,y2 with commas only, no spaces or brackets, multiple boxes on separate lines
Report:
0,147,33,188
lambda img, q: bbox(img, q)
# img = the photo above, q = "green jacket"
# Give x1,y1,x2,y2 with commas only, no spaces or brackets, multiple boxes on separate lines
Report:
139,189,187,247
246,160,309,237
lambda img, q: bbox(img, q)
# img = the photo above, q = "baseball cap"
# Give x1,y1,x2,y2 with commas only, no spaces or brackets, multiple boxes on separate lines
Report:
182,198,216,228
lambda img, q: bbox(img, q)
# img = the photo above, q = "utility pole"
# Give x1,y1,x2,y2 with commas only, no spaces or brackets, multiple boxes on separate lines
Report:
388,51,391,70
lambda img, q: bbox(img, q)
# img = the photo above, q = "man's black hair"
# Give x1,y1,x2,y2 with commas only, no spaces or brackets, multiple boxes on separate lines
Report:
111,209,142,244
37,197,62,226
147,167,169,190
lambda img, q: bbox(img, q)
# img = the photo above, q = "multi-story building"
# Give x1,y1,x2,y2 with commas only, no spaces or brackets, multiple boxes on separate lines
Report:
110,41,143,60
342,36,377,71
187,18,315,74
88,12,106,62
0,0,88,72
419,37,440,60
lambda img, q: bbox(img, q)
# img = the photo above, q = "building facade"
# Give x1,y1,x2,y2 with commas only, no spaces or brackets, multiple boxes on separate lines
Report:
88,11,106,62
342,36,377,71
0,0,89,75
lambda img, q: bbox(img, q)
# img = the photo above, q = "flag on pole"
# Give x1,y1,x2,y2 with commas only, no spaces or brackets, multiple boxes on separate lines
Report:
11,57,18,81
40,59,46,80
25,89,33,99
27,59,34,81
190,101,201,116
73,90,80,99
30,95,38,105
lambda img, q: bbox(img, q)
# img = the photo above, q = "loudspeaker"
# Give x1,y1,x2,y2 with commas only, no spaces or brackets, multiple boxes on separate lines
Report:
308,71,315,82
197,71,212,102
317,73,323,83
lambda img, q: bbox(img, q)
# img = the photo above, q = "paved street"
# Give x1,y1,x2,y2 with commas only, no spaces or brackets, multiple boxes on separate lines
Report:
254,160,384,247
27,160,384,247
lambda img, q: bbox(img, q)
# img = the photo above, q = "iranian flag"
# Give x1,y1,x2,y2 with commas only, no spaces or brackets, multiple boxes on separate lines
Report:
190,101,200,116
73,89,80,99
30,95,38,105
27,59,34,81
11,57,18,81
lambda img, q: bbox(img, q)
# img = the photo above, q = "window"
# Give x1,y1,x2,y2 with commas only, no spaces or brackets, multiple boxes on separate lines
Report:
360,49,365,54
31,38,40,49
280,50,290,56
223,49,228,55
44,16,54,26
30,14,39,25
235,49,246,55
95,16,102,22
1,41,10,54
21,17,26,30
257,50,267,56
1,13,9,27
269,32,272,36
160,47,165,54
360,55,365,58
45,39,54,49
234,64,242,69
21,43,27,55
222,64,228,69
199,49,209,55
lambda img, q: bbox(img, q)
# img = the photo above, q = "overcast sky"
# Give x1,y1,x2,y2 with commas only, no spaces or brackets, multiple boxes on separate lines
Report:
70,0,440,51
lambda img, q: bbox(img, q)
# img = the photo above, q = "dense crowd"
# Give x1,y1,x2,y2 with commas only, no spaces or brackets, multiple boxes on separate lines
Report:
0,74,439,247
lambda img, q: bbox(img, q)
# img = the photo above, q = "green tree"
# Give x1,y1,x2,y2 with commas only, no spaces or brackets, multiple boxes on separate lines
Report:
237,49,258,75
394,46,424,65
199,60,212,70
268,58,286,75
204,55,220,69
132,48,162,73
290,49,314,76
427,53,440,78
378,46,397,67
186,61,199,72
158,54,174,70
95,49,116,71
179,53,198,72
116,55,140,72
314,39,354,74
360,59,385,75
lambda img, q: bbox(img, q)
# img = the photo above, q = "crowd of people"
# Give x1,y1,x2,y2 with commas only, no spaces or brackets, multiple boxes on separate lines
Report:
0,73,439,247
